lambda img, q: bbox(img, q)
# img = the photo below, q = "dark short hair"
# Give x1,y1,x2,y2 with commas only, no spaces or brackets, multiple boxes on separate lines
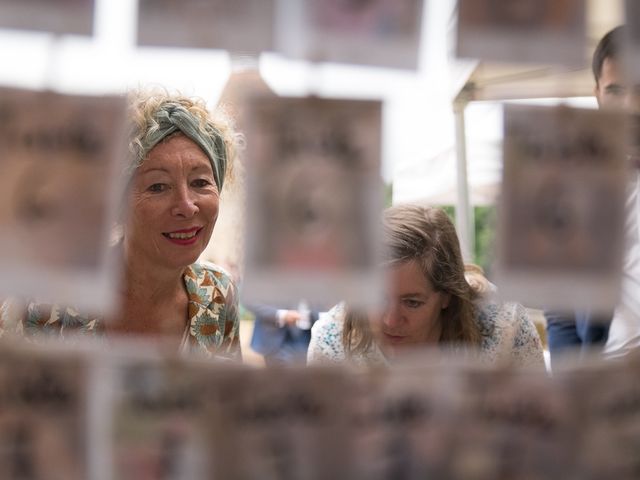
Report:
592,25,626,85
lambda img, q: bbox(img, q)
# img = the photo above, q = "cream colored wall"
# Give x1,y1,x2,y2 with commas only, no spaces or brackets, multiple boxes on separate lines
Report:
588,0,624,48
201,178,245,272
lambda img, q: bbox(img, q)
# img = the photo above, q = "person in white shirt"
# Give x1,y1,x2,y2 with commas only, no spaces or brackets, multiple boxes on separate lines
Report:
589,26,640,358
546,25,640,362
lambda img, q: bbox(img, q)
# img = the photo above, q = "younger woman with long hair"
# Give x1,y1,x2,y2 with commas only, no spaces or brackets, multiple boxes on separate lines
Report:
307,204,544,367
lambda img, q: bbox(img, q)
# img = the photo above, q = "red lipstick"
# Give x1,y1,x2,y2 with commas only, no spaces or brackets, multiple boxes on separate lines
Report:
162,226,202,246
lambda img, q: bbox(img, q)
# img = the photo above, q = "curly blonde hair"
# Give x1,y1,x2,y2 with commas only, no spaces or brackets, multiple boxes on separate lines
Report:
127,88,241,189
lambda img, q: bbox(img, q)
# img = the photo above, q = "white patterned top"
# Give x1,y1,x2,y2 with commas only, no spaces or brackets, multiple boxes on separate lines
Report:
308,298,545,368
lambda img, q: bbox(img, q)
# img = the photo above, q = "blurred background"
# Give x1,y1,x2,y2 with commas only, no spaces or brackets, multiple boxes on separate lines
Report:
0,0,625,364
0,0,622,267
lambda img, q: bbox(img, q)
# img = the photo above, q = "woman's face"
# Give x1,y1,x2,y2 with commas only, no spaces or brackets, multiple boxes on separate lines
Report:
124,134,219,271
369,259,450,356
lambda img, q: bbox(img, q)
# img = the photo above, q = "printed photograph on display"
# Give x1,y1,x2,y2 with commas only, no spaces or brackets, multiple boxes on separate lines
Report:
277,0,423,70
573,367,640,476
348,368,458,479
112,361,213,480
0,88,126,311
210,368,350,480
495,104,627,311
625,0,640,83
137,0,275,54
456,0,586,65
452,368,576,479
0,350,88,480
242,96,383,308
0,0,94,35
0,340,637,477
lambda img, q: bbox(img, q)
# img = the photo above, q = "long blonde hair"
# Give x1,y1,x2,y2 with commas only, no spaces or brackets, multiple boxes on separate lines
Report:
342,204,484,356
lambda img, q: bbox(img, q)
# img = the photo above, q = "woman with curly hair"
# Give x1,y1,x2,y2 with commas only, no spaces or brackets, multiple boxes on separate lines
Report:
1,90,242,360
308,204,544,367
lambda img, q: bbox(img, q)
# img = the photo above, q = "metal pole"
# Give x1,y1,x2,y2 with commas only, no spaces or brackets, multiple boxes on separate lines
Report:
453,99,475,262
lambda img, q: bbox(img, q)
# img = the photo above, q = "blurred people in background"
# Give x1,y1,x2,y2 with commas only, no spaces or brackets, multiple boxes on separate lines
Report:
546,25,640,364
307,204,544,368
0,90,242,360
249,301,320,366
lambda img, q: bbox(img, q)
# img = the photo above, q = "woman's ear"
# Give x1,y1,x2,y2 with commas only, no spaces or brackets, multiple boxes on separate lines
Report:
441,292,451,310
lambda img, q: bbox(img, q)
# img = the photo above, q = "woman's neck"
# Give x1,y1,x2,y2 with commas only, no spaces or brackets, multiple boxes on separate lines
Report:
121,245,186,303
105,246,189,338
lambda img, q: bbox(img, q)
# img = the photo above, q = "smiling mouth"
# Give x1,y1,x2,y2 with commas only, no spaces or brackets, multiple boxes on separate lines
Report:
162,227,202,243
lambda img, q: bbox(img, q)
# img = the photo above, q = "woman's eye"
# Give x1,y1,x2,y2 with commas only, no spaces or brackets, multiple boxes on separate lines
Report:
192,178,212,188
148,183,166,193
404,299,423,309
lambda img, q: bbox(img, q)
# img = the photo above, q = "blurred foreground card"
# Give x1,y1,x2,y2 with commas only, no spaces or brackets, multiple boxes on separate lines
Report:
0,347,88,480
626,1,640,83
243,96,383,308
456,0,586,66
569,360,640,477
112,359,216,480
137,0,275,54
211,368,351,480
0,0,94,35
625,3,640,165
495,105,627,311
348,367,459,480
276,0,423,70
453,368,577,480
0,88,126,312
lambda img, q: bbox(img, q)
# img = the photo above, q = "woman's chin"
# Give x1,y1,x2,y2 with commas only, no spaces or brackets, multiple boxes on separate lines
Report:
158,251,203,271
382,332,408,346
378,337,405,357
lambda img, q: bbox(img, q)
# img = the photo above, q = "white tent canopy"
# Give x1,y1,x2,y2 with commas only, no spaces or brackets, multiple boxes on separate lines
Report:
391,0,624,257
393,102,502,207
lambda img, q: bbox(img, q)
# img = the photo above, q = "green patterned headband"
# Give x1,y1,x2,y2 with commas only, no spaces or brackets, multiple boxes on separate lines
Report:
138,102,227,191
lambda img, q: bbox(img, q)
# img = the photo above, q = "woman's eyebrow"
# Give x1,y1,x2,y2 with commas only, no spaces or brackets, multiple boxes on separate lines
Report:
139,167,169,175
190,164,213,173
400,293,426,298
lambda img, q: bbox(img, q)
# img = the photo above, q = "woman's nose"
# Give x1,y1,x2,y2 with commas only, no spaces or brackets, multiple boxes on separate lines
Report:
381,303,403,328
171,187,198,218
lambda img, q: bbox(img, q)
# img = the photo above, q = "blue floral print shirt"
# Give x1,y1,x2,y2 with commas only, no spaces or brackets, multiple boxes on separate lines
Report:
0,263,241,361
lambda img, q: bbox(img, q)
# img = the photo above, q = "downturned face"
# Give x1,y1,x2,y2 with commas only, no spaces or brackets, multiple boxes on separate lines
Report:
369,259,450,357
124,134,219,270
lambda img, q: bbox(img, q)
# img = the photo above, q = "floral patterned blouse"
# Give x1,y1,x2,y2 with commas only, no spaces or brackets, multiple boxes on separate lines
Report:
0,263,241,361
307,298,544,369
